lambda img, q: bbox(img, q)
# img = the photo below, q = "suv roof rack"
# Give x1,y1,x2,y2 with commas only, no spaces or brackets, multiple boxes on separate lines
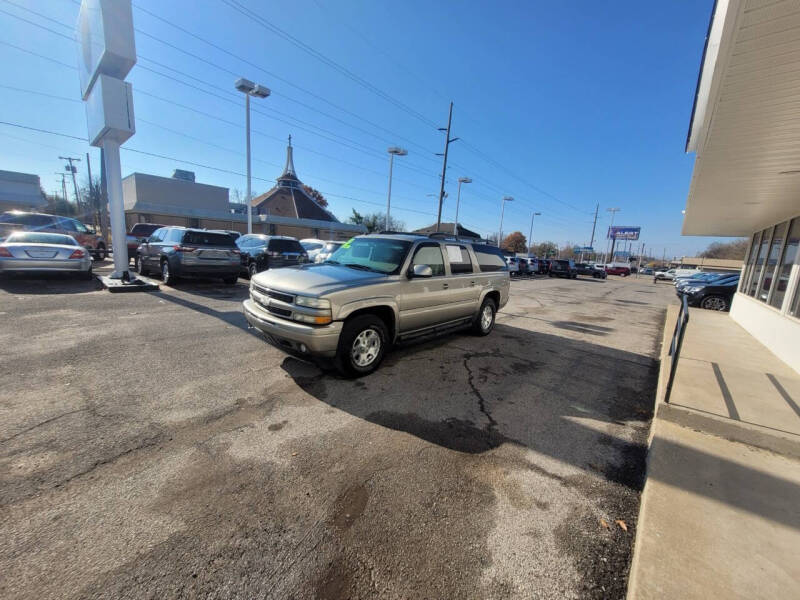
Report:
376,230,427,236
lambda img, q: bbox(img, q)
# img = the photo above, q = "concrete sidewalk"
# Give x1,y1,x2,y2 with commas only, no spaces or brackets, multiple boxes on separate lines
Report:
628,305,800,599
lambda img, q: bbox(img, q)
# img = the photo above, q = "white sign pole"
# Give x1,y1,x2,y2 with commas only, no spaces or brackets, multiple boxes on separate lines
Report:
102,139,128,277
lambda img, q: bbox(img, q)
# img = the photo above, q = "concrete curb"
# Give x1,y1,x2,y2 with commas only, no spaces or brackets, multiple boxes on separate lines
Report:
98,274,159,293
657,401,800,460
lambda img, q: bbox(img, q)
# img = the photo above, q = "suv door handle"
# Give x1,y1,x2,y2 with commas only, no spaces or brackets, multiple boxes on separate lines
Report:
470,280,476,286
442,283,449,289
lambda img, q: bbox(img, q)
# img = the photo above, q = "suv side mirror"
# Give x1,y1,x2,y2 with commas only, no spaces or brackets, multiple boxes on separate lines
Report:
410,264,433,278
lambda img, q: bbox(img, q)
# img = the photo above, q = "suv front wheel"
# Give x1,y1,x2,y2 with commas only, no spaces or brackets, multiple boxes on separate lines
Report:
335,314,389,377
472,297,497,336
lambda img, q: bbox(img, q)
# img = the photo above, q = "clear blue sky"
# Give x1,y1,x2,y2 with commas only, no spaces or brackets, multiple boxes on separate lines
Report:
1,0,720,257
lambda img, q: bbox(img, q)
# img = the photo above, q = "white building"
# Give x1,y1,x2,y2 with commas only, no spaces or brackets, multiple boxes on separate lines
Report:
684,0,800,372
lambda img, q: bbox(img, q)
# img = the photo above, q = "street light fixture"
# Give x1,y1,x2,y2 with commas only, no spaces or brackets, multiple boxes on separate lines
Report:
385,146,407,231
528,211,541,254
499,196,513,248
235,77,271,234
453,177,472,235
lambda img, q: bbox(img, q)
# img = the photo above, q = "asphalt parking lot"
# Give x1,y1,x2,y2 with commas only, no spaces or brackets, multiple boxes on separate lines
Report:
0,266,676,599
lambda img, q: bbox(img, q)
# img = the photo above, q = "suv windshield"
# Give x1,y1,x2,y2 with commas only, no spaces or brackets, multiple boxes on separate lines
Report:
326,237,412,274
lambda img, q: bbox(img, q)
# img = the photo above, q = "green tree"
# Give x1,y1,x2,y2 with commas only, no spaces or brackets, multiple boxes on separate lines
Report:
530,241,558,257
347,209,404,233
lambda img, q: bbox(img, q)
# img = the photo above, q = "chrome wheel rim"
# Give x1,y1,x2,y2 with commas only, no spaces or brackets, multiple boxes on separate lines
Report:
249,263,257,277
703,296,725,310
162,262,169,280
481,305,493,331
351,329,381,367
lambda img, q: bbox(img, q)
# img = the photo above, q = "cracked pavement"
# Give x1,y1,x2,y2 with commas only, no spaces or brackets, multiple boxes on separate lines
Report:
0,271,676,599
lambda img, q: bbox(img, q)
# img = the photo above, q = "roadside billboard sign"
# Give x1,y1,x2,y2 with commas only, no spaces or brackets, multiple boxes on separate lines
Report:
607,226,640,240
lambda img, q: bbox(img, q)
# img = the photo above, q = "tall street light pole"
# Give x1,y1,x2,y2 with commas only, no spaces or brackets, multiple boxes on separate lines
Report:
499,196,513,248
435,101,459,232
385,146,407,231
454,177,472,235
528,211,541,254
235,78,271,234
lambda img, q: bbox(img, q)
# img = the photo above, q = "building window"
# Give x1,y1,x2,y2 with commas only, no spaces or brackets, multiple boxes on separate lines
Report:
741,231,760,293
769,218,799,309
791,278,800,318
759,221,788,302
747,227,772,297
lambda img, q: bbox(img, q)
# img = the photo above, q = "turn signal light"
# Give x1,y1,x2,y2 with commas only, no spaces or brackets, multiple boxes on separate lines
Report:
173,245,196,252
68,249,85,259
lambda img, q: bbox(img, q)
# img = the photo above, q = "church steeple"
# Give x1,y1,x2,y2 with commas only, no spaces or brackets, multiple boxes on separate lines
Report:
277,135,299,187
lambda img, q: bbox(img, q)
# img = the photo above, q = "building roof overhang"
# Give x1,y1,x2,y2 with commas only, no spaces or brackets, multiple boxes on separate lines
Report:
683,0,800,236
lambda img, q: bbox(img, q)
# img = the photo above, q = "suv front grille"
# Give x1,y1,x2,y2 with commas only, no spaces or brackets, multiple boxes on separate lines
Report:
253,284,295,304
266,305,292,318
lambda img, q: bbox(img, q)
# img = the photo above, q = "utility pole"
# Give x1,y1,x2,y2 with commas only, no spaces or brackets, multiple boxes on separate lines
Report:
54,173,67,202
589,203,599,258
606,207,621,263
435,102,458,232
60,156,82,213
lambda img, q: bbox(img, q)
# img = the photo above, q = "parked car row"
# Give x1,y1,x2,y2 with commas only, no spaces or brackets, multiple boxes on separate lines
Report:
674,271,739,311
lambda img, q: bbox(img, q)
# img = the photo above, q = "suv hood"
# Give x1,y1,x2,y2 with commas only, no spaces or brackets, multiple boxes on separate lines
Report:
252,263,389,296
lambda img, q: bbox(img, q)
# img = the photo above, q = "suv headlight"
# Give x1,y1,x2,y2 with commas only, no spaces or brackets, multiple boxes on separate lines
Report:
686,286,702,293
294,295,330,309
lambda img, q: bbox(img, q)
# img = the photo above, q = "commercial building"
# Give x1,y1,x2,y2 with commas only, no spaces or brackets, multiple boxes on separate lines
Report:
669,257,741,273
684,0,800,372
123,139,364,240
0,170,46,212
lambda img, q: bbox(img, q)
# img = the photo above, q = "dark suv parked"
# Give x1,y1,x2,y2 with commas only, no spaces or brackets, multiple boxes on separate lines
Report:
575,262,607,279
135,227,241,285
235,235,309,278
549,259,577,278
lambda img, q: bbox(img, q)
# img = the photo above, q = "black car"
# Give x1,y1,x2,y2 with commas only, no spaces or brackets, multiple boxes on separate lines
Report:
548,259,577,279
679,276,739,311
575,262,607,279
135,227,241,284
235,234,308,278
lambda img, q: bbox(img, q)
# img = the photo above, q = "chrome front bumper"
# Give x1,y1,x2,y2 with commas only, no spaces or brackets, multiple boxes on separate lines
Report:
243,299,342,358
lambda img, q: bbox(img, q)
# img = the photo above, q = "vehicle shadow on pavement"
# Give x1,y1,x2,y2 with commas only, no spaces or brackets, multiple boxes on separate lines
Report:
147,287,261,338
282,322,657,493
0,273,102,294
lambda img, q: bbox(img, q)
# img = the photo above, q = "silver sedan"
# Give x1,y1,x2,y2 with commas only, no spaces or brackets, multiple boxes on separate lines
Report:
0,231,93,278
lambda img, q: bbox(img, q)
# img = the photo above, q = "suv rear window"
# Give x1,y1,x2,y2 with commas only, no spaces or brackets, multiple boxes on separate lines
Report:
131,223,162,236
268,239,305,253
0,212,53,227
182,231,236,247
473,244,508,272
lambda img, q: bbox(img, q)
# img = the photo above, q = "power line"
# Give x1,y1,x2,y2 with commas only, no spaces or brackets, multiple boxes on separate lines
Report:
219,0,439,129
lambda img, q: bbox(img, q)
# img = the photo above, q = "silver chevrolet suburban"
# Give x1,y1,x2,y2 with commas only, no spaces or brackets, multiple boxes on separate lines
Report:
243,233,510,376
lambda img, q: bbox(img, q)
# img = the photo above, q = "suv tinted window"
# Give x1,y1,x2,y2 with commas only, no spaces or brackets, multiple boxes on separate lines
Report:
446,244,473,274
268,238,304,253
0,213,54,227
131,223,162,237
183,231,236,246
412,243,445,276
474,245,507,272
149,228,167,242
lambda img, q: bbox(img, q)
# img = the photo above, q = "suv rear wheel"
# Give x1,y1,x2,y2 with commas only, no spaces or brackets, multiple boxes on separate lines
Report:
472,297,497,336
161,260,176,285
335,314,389,377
